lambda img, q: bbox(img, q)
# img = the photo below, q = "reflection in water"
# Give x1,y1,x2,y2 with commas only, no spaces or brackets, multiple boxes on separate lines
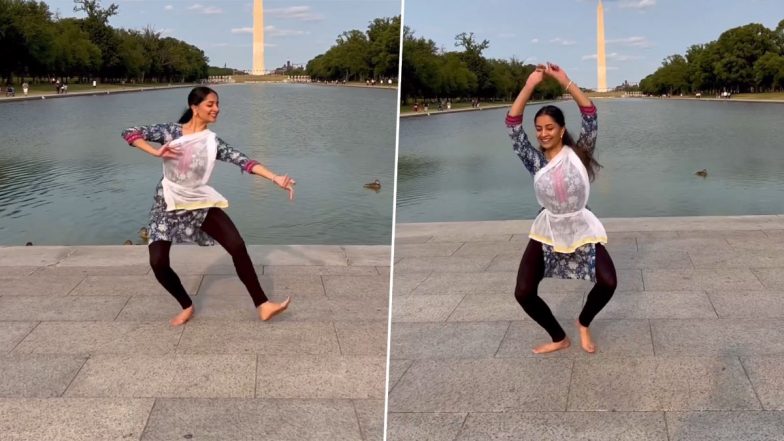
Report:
397,99,784,222
0,84,397,245
397,155,442,179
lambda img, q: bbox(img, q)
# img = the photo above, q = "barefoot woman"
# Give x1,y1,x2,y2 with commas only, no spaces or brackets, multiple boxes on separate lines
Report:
122,86,294,325
505,63,617,353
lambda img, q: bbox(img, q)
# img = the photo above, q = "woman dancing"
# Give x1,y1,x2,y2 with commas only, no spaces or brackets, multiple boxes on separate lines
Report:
505,63,617,353
122,86,295,326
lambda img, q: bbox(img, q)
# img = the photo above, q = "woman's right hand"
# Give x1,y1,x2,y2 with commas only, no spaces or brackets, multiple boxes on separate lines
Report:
272,174,296,201
154,142,181,159
524,65,546,89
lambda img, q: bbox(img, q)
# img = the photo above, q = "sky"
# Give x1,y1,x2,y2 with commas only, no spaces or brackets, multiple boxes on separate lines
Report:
403,0,784,89
46,0,401,71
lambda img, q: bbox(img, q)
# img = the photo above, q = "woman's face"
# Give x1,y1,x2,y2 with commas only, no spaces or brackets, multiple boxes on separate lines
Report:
534,114,565,150
191,93,220,124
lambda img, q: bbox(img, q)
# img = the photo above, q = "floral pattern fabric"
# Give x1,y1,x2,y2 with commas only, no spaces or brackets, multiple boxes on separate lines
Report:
505,105,600,281
164,134,211,186
122,122,254,246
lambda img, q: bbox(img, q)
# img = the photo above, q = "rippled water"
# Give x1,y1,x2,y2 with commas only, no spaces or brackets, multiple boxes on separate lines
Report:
0,84,397,245
397,99,784,222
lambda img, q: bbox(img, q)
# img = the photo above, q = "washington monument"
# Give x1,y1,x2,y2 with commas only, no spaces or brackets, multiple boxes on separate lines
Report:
252,0,265,74
596,0,607,92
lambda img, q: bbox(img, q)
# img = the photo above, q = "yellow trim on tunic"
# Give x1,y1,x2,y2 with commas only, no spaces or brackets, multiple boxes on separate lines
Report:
171,201,229,211
528,233,608,254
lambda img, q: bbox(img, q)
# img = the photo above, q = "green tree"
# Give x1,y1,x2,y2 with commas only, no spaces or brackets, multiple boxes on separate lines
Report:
0,0,208,83
642,21,784,94
685,43,718,92
400,27,550,102
454,32,492,97
754,52,784,91
436,52,476,97
306,54,331,79
488,59,515,100
400,27,440,100
305,16,399,83
708,23,778,91
73,0,118,23
661,54,690,94
367,16,400,79
156,37,202,82
776,19,784,48
140,27,164,81
51,18,100,78
73,0,122,80
332,29,371,81
0,0,56,80
115,29,148,81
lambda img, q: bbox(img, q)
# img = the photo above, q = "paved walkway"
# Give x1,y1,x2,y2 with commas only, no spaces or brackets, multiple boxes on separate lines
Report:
0,244,389,441
388,215,784,441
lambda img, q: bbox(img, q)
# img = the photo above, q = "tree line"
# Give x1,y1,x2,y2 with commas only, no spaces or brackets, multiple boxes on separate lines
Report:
306,16,400,82
640,20,784,95
1,0,209,85
400,28,565,103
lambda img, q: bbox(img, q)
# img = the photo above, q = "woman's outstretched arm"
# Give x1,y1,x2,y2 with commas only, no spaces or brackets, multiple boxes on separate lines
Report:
216,137,296,200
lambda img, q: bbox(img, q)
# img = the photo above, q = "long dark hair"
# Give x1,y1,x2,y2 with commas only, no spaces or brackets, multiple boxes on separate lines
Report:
178,86,218,123
534,105,602,181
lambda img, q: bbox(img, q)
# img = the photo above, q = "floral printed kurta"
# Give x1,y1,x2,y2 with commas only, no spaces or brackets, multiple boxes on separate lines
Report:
122,122,258,245
505,104,601,281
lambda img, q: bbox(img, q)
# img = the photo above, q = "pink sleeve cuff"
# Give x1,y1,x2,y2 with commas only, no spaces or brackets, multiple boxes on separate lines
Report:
505,113,523,126
243,160,259,174
579,104,597,115
124,133,143,145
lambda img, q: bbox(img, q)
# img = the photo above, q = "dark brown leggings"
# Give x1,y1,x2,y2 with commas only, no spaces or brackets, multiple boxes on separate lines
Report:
514,239,617,342
148,208,268,309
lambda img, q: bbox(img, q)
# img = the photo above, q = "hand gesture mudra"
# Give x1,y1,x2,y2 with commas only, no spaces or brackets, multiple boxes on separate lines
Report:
273,174,296,201
155,142,181,159
543,62,570,86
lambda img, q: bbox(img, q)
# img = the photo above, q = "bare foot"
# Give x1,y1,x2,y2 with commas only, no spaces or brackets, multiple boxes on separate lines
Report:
259,297,291,321
577,321,596,353
532,337,571,354
170,306,193,326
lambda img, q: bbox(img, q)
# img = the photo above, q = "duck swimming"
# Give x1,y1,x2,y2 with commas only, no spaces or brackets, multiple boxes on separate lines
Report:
695,169,707,177
364,179,381,190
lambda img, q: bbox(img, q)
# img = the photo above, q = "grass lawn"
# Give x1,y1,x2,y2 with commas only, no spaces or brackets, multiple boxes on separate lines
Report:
730,92,784,100
586,90,784,101
401,101,512,113
2,82,193,98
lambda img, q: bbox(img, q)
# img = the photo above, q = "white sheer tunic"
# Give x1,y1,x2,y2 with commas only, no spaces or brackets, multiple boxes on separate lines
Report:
529,146,607,253
161,130,229,211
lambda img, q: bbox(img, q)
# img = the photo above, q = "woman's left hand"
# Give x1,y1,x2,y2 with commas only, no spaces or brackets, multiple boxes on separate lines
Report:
273,174,296,200
544,62,570,86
